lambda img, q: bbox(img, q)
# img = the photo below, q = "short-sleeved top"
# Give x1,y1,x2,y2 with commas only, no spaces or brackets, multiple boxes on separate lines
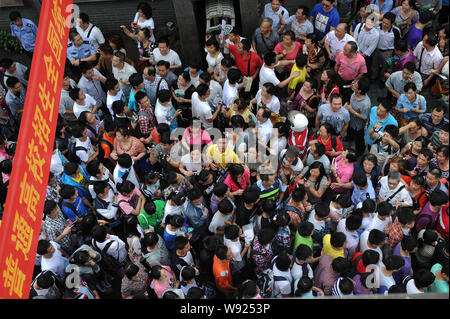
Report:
335,51,367,81
318,104,350,135
152,48,182,67
427,263,449,293
274,41,302,72
364,106,398,146
286,17,314,39
252,29,280,58
222,80,238,108
67,38,96,60
395,93,427,121
118,187,142,215
406,24,423,49
262,3,290,32
385,70,423,94
73,93,97,119
228,45,263,77
258,64,280,89
322,234,345,259
325,31,356,58
311,4,340,40
76,24,105,51
191,92,213,129
224,170,250,192
349,93,371,131
206,145,240,169
213,255,233,294
371,0,393,13
10,18,37,52
288,64,308,90
133,13,156,43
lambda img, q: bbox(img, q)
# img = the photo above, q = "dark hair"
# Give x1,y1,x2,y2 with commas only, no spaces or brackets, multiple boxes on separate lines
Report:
377,201,393,217
213,182,228,197
129,73,143,89
124,263,140,279
303,161,327,190
295,244,313,262
241,38,252,52
297,221,314,237
362,249,380,266
314,202,330,219
99,44,114,55
227,68,242,85
86,159,101,177
257,228,275,246
243,189,260,204
414,269,435,289
331,232,346,248
346,41,358,53
368,229,386,246
283,30,296,42
60,184,76,200
9,11,21,21
137,2,153,19
218,199,234,215
275,252,291,271
6,76,19,89
383,255,405,271
181,266,196,285
0,58,13,69
295,277,313,296
356,77,370,95
261,198,276,214
79,61,93,74
379,98,393,112
339,278,354,295
238,280,258,299
345,215,362,231
186,287,205,299
215,244,229,260
117,153,132,169
92,224,107,243
429,190,449,207
331,257,351,275
157,89,172,103
43,200,58,216
394,39,409,53
79,12,91,24
37,240,51,255
362,199,377,214
166,214,184,228
295,54,307,68
156,60,170,69
292,187,307,202
224,224,240,241
297,5,310,16
206,37,220,51
425,32,439,47
36,272,55,289
124,215,141,238
93,181,109,196
117,180,136,195
352,170,368,188
69,87,81,101
396,207,415,225
174,235,189,251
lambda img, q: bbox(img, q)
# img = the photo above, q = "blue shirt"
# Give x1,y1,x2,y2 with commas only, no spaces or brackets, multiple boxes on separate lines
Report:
396,94,426,120
5,86,26,115
67,38,96,60
10,18,37,52
311,4,340,40
351,178,376,207
371,0,394,13
61,196,88,221
364,106,398,146
128,89,146,113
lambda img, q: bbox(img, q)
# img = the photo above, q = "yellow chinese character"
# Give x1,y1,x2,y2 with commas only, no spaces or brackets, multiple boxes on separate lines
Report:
2,253,26,298
51,0,66,38
47,21,63,66
25,139,45,185
32,107,51,153
19,172,39,222
38,82,56,123
43,55,59,93
11,211,34,261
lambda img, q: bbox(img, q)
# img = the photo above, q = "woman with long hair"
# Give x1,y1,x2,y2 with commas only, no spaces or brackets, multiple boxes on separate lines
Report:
354,153,381,188
330,148,358,194
224,163,251,198
319,69,339,105
291,78,319,127
124,214,145,263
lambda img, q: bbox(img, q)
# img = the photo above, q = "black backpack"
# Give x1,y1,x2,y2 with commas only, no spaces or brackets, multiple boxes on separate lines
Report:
67,142,87,164
92,240,124,280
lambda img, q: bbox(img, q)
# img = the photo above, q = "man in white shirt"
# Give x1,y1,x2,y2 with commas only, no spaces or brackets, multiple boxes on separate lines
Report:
359,228,385,258
324,23,356,61
113,153,140,189
413,33,444,87
76,12,105,51
112,51,137,99
37,240,68,280
365,201,393,233
152,37,182,70
69,87,98,119
199,72,222,107
192,84,221,130
259,51,299,90
378,171,413,207
222,68,242,108
256,107,273,145
353,18,380,60
105,78,125,115
92,224,127,264
272,254,293,298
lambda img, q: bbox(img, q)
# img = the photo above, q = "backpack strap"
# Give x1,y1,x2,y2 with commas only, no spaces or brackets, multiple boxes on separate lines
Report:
99,138,113,150
61,201,78,217
102,240,119,261
86,25,94,39
386,185,406,203
86,125,96,136
301,262,309,278
138,111,151,121
285,205,302,218
156,78,164,98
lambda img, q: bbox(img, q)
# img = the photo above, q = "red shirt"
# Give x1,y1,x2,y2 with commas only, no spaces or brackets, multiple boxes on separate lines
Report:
228,45,263,76
308,134,344,157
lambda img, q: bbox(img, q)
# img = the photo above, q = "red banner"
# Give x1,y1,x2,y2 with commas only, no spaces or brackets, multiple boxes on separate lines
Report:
0,0,73,299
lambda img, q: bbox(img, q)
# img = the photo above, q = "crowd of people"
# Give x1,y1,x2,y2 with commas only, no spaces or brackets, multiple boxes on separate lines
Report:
0,0,448,299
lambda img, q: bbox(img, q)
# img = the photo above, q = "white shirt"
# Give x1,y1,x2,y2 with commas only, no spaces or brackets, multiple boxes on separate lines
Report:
255,89,280,113
366,213,392,232
75,137,94,163
257,119,273,144
112,62,137,98
336,219,360,252
152,48,182,67
414,42,444,75
258,64,280,90
76,23,105,51
73,93,97,118
353,24,380,56
113,164,139,189
4,62,28,87
406,278,423,294
222,79,238,108
325,31,356,58
376,26,399,50
163,202,184,224
95,188,119,220
191,92,213,129
154,100,173,125
308,211,326,232
224,238,243,262
378,176,413,207
50,151,64,178
206,80,223,106
359,230,383,258
93,235,127,263
133,13,155,43
106,90,125,115
40,242,67,279
206,52,224,71
180,153,203,172
291,261,314,281
273,261,293,298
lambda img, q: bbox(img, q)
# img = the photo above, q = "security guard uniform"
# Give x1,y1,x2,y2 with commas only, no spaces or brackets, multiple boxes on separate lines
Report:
10,18,37,55
66,38,96,61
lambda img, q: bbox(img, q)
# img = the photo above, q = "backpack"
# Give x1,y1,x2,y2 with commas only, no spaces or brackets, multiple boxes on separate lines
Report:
67,141,87,164
416,205,440,231
256,268,275,298
402,275,414,291
351,252,364,276
92,240,124,280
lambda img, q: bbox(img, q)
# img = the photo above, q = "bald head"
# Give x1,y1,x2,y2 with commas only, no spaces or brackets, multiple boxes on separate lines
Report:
335,23,348,38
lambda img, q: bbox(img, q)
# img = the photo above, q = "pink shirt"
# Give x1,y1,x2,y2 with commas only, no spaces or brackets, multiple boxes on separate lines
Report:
224,170,250,192
150,265,175,299
335,52,367,81
274,42,302,71
117,187,142,215
182,127,212,146
332,155,354,193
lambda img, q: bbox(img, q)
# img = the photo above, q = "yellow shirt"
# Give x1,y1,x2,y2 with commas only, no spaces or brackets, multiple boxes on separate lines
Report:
206,144,240,169
288,64,307,90
72,173,89,190
322,234,345,259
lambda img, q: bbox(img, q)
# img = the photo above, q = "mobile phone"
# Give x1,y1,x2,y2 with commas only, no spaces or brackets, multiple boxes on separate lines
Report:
71,219,79,226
